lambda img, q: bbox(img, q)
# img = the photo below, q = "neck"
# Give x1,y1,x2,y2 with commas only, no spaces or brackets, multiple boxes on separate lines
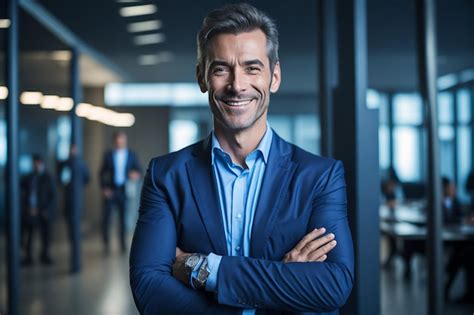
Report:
214,120,267,167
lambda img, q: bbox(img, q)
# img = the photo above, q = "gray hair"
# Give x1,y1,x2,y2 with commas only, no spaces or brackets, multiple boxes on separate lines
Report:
197,3,279,77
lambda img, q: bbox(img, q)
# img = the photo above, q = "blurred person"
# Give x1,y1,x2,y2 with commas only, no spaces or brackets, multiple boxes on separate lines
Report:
465,170,474,211
381,167,404,209
58,144,90,273
130,3,353,314
21,154,56,265
442,176,463,224
100,131,142,254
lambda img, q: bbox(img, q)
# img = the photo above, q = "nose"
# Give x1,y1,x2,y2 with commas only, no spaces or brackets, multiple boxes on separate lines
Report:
227,69,246,93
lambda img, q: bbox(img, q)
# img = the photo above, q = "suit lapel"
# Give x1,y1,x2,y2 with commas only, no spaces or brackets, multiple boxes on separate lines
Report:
250,134,297,258
185,137,228,255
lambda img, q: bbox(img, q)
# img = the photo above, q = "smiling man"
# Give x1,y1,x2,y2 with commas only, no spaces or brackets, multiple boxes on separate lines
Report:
130,3,354,315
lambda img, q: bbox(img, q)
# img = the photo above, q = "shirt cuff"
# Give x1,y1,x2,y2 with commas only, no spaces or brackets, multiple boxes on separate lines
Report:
205,253,222,292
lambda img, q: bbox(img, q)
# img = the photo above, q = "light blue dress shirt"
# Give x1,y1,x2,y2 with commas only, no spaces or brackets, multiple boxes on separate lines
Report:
113,148,128,186
205,125,273,314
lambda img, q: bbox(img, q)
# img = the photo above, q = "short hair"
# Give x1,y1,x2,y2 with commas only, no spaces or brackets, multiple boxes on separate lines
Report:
32,154,43,163
113,131,126,140
197,3,279,76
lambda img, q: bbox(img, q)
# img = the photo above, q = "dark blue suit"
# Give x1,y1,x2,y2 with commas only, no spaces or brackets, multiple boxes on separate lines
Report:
130,132,354,314
100,149,142,251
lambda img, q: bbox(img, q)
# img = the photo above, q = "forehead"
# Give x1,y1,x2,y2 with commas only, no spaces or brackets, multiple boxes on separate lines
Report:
207,29,268,62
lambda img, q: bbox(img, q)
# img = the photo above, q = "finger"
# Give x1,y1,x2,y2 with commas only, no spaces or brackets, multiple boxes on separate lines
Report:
307,240,337,261
301,233,335,255
316,255,327,262
294,228,326,251
176,247,183,257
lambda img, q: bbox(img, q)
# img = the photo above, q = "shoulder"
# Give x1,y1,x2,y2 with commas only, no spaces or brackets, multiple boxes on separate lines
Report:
273,133,340,173
147,140,204,174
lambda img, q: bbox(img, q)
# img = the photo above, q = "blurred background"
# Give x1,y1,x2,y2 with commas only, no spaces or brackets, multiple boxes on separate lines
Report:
0,0,473,314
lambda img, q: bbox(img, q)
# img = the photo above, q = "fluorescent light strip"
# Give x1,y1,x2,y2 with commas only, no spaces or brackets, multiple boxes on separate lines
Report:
134,33,165,45
41,95,60,109
76,103,135,127
127,20,162,33
138,52,174,65
20,91,43,104
55,97,74,111
116,0,141,3
0,19,11,29
0,86,8,100
119,4,157,17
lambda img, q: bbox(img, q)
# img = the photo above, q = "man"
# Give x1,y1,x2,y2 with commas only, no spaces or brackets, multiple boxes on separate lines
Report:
58,144,90,272
442,176,463,224
130,3,353,314
21,154,56,265
100,131,142,253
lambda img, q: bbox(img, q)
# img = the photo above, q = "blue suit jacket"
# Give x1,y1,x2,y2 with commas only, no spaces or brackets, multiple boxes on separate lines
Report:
99,149,142,189
130,132,354,315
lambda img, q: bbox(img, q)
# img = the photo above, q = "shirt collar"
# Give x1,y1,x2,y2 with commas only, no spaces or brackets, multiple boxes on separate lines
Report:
211,123,273,165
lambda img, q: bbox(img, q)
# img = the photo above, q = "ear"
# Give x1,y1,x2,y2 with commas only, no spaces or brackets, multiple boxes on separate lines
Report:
270,62,281,93
196,64,208,93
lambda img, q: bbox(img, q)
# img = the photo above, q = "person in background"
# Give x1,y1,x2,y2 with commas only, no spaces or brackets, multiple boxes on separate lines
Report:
442,176,463,224
21,154,56,266
58,144,90,273
381,166,404,209
100,131,142,254
465,170,474,211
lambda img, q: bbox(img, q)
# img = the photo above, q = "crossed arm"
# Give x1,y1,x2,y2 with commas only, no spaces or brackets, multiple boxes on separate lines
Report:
130,160,354,314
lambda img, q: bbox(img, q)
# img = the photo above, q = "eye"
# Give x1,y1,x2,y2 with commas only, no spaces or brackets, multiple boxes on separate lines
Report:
246,66,261,73
212,66,228,75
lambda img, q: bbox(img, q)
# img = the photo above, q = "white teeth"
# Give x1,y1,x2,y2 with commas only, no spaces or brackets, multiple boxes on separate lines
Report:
224,100,252,106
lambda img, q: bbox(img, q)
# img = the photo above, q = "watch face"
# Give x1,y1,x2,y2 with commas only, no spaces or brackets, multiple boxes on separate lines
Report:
186,255,200,269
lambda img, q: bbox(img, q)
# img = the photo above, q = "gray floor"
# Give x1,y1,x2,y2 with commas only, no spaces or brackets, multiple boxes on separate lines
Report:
4,230,473,315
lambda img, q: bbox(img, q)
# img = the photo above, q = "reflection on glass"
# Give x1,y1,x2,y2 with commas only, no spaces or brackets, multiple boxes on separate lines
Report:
438,92,453,124
294,115,319,155
379,126,390,170
394,127,421,181
169,120,199,152
393,93,423,125
457,89,471,123
457,126,471,202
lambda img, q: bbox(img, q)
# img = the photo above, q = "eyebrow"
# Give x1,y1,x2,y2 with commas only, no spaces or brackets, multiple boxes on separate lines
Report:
209,59,265,68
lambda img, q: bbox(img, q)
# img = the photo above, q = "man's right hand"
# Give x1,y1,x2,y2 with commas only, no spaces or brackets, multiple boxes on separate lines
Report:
282,228,336,263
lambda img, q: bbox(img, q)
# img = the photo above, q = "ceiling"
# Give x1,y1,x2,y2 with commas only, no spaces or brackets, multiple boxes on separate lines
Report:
0,0,473,91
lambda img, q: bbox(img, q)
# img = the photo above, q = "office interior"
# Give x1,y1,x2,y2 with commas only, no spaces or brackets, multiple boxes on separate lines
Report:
0,0,473,314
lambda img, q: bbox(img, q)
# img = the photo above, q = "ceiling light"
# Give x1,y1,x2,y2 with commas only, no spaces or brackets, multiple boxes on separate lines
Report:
55,97,74,111
51,50,71,61
119,4,157,17
134,33,165,45
76,103,94,117
40,95,60,109
127,20,162,33
116,0,141,3
138,52,174,65
0,86,8,100
0,19,11,29
20,91,43,105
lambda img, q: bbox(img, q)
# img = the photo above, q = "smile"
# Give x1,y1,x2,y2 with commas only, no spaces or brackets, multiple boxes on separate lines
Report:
222,99,253,106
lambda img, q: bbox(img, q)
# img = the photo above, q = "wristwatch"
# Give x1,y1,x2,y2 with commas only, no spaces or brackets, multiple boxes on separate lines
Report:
184,254,203,279
192,258,210,290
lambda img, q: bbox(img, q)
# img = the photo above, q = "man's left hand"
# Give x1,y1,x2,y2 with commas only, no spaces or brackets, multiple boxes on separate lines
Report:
173,247,191,285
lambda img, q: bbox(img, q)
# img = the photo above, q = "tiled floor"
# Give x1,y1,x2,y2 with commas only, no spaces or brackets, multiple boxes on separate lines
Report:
3,228,473,315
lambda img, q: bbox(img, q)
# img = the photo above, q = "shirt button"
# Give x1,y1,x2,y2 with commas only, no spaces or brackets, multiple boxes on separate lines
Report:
235,246,241,251
236,213,242,219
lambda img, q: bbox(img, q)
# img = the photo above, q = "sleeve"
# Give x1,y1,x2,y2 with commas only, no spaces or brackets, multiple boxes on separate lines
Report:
129,159,240,315
99,152,109,189
215,160,354,313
